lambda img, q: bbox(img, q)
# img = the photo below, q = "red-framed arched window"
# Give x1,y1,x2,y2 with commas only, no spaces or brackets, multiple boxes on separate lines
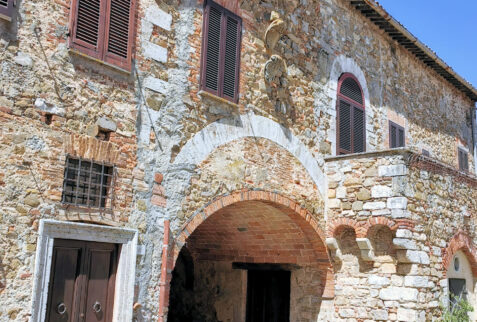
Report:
336,73,366,155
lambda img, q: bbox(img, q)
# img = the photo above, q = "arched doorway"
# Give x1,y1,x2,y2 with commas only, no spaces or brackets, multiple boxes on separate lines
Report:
166,191,333,322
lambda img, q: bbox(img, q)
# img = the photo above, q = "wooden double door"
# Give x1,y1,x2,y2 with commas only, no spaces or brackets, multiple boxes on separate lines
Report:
45,239,119,322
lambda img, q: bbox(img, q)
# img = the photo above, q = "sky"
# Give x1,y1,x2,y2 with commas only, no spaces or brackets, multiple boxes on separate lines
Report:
376,0,477,89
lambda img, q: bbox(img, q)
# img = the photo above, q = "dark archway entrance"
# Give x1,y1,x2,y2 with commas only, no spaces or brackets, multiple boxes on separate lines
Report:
166,191,333,322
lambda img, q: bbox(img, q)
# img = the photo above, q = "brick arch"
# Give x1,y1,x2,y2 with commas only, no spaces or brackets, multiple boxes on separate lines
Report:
363,217,398,237
159,190,334,321
327,218,362,237
442,231,477,276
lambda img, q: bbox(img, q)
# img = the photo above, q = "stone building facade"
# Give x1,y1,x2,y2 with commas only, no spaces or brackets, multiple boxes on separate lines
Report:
1,0,477,321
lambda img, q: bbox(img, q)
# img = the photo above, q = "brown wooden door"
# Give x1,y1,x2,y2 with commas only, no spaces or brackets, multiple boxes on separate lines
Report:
45,239,119,322
246,270,291,322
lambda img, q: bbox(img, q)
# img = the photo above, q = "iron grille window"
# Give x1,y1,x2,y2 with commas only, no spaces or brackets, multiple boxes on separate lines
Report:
61,156,115,209
458,148,469,172
68,0,137,71
0,0,14,21
200,0,242,103
389,121,405,148
337,73,365,155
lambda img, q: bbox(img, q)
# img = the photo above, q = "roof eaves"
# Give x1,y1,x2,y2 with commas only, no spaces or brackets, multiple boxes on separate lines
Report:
349,0,477,102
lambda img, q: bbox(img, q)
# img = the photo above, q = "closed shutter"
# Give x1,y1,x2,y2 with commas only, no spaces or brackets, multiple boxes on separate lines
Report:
338,100,352,154
222,14,241,101
458,148,469,172
353,106,365,153
389,121,405,148
70,0,106,59
0,0,13,21
104,0,136,70
201,0,242,103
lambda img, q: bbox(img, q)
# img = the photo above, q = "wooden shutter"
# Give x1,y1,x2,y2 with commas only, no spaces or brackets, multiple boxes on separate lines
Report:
389,121,405,148
0,0,13,21
201,0,242,103
458,148,469,172
338,100,352,154
70,0,107,59
353,106,365,153
104,0,136,70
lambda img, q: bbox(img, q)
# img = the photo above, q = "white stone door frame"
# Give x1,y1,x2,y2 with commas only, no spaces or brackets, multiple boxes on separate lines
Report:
31,219,138,322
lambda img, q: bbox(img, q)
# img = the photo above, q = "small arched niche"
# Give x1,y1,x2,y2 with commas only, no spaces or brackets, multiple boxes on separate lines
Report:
367,225,396,262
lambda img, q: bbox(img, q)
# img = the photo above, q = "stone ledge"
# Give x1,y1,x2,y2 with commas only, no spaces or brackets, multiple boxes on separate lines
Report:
68,49,132,75
198,90,240,110
324,147,411,162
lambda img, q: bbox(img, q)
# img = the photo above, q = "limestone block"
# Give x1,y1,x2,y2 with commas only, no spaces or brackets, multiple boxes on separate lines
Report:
371,185,393,198
363,201,386,210
404,276,430,288
395,229,413,238
396,250,430,264
387,197,407,209
357,238,375,261
34,98,65,116
393,238,417,250
368,275,390,286
397,308,418,321
328,199,341,209
97,117,117,132
379,287,418,301
378,164,408,177
352,201,363,211
143,42,168,63
357,188,371,200
370,309,388,320
14,52,33,67
336,186,347,199
143,77,168,94
338,308,355,318
145,7,172,31
326,238,338,250
391,209,410,219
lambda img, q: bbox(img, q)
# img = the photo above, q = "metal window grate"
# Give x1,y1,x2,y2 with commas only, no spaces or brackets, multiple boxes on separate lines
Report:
61,156,115,210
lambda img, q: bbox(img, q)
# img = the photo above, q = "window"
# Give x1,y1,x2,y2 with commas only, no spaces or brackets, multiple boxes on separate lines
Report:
69,0,137,71
449,278,466,308
61,156,115,209
200,0,242,103
458,148,469,172
337,73,365,154
422,149,430,157
0,0,14,21
389,121,405,148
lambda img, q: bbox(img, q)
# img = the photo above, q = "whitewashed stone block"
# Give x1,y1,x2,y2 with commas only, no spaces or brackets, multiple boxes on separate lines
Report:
393,238,417,250
391,209,410,218
387,197,407,209
378,164,408,177
371,185,393,198
336,186,347,199
397,250,430,264
395,229,413,238
328,199,341,209
370,310,388,320
379,287,418,301
144,77,168,94
368,275,390,286
143,42,168,63
404,276,430,288
397,308,418,321
363,201,386,210
145,7,172,31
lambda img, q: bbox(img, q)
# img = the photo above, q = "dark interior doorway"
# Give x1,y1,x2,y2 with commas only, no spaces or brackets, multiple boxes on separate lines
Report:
246,270,291,322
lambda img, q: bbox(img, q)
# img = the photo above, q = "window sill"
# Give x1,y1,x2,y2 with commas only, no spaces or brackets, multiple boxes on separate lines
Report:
198,90,239,109
68,49,131,75
0,14,12,22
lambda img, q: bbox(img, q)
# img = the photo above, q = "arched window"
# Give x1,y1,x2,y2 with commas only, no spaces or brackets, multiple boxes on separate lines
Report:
337,73,365,155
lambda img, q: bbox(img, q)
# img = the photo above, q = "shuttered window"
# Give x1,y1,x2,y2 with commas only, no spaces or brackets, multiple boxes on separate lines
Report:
0,0,14,21
458,148,469,172
337,73,366,154
69,0,136,71
201,0,242,103
389,121,405,148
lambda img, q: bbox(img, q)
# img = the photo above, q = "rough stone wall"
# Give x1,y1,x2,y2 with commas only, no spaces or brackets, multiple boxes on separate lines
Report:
325,150,477,321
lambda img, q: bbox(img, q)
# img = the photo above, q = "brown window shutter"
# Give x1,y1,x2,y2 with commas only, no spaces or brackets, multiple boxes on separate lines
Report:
389,121,405,148
458,148,469,172
398,128,404,147
104,0,136,71
201,0,242,103
70,0,106,59
338,100,352,154
222,13,241,102
0,0,14,20
353,106,365,153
